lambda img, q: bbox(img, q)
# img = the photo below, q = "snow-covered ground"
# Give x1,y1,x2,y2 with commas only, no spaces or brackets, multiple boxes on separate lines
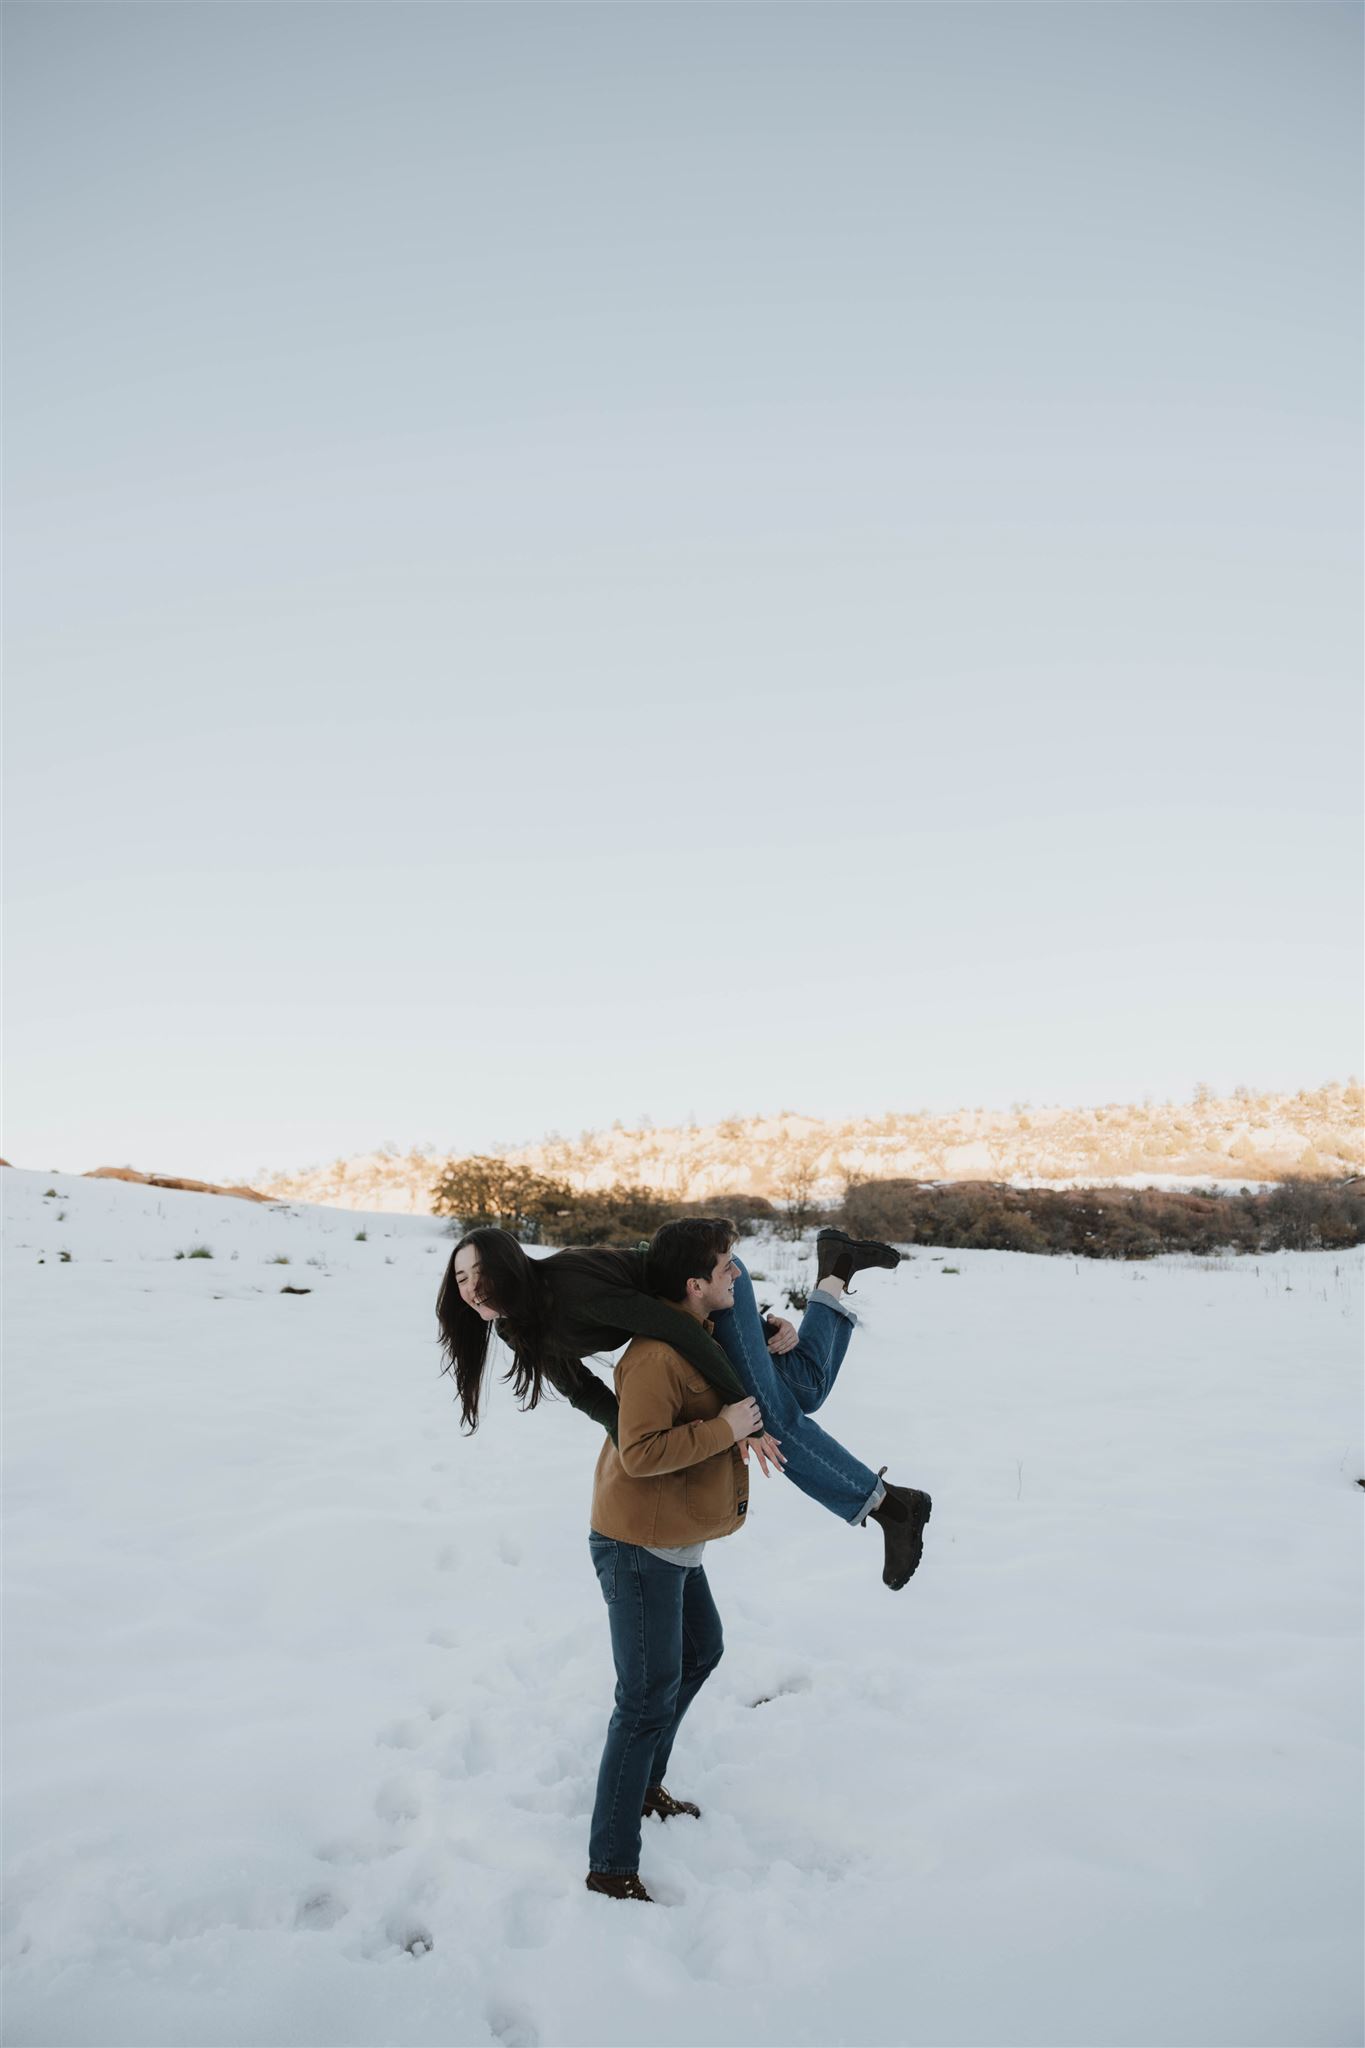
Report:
3,1166,1362,2048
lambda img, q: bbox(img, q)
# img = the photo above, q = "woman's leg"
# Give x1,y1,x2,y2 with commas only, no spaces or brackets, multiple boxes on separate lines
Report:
587,1537,687,1876
769,1290,857,1414
710,1259,882,1525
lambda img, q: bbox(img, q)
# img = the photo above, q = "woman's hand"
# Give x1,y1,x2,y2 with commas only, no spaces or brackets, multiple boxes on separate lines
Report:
739,1431,785,1477
764,1315,798,1355
720,1395,763,1442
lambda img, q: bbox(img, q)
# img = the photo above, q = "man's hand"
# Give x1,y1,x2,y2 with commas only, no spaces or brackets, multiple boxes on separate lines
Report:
738,1431,785,1477
720,1395,763,1442
764,1315,798,1355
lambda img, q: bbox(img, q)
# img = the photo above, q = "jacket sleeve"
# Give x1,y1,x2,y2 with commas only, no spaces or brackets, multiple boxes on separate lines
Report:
543,1357,620,1442
615,1343,736,1477
587,1286,748,1401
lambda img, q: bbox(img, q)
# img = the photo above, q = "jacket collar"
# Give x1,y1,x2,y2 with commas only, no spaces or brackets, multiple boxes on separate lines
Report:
654,1295,715,1336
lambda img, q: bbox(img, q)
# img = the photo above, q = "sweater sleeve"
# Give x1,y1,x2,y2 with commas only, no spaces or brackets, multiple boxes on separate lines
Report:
615,1344,736,1477
585,1286,748,1401
542,1357,620,1442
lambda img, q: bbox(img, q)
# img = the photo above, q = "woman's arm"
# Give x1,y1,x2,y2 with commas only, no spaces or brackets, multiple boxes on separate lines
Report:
543,1356,620,1441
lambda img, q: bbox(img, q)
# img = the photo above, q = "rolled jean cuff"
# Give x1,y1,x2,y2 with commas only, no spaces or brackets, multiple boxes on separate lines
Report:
857,1478,887,1522
808,1286,857,1327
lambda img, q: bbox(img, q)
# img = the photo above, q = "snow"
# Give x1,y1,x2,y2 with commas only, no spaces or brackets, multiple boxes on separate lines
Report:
3,1167,1362,2048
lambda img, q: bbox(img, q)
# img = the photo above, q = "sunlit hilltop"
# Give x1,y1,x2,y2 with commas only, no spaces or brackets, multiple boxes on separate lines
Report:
254,1083,1364,1215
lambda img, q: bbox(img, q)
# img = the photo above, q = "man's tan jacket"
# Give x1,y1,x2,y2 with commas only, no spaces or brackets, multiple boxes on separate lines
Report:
590,1316,749,1548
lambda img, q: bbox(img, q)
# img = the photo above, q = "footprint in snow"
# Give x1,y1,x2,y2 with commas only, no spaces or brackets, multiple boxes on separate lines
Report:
316,1831,402,1869
439,1717,495,1780
436,1544,459,1572
748,1674,813,1707
377,1718,426,1751
386,1914,434,1957
426,1627,459,1650
296,1889,348,1931
487,2001,540,2047
497,1534,523,1567
374,1774,425,1826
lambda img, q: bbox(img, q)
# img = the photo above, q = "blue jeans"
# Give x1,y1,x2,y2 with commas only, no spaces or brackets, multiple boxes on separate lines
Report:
710,1258,882,1524
587,1535,724,1875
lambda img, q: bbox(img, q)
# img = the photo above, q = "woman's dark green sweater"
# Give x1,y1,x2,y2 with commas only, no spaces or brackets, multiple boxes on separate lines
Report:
498,1245,747,1440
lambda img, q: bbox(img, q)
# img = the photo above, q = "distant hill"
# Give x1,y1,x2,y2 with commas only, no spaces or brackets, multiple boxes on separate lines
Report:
256,1083,1364,1215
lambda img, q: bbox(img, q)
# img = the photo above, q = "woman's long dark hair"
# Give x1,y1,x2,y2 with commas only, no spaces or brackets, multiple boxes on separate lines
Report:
435,1226,558,1432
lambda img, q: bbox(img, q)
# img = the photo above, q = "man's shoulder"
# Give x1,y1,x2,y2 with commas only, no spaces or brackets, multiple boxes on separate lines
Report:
617,1333,692,1379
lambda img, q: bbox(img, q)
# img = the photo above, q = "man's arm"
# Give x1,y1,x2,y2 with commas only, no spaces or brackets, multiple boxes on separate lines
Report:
615,1341,739,1478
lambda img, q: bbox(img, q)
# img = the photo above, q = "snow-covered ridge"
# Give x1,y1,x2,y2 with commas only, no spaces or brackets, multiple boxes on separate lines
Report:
254,1084,1364,1215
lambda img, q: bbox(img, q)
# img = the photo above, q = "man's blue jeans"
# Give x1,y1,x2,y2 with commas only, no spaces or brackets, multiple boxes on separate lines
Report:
710,1258,882,1525
587,1535,724,1875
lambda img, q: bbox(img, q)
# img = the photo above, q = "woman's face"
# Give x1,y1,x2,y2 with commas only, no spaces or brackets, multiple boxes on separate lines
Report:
453,1249,499,1321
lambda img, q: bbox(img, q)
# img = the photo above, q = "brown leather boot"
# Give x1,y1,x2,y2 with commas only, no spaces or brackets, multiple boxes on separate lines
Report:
815,1228,902,1293
585,1871,654,1902
643,1784,701,1821
865,1470,932,1589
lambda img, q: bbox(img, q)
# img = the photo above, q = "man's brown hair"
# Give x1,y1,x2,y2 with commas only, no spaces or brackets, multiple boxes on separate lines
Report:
644,1217,736,1302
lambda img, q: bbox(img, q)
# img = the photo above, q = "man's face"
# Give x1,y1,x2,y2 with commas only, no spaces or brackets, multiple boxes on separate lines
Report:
692,1247,739,1316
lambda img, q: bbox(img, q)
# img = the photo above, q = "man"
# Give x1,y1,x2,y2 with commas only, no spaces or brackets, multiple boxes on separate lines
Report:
584,1220,931,1902
585,1218,775,1903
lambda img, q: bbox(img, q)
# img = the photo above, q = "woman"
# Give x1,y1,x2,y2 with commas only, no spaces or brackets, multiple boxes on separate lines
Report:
435,1220,932,1588
436,1227,750,1437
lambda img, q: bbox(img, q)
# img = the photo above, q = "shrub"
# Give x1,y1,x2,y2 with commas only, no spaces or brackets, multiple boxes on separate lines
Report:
772,1162,822,1240
538,1184,673,1246
841,1178,935,1242
1262,1177,1361,1252
430,1156,574,1243
837,1176,1364,1259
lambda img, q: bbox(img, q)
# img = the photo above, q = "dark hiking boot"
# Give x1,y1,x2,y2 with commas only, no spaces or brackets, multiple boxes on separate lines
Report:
865,1469,932,1589
585,1871,654,1903
643,1784,701,1821
815,1227,902,1293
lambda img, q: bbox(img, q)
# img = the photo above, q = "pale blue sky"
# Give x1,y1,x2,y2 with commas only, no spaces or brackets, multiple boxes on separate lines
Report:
5,2,1361,1180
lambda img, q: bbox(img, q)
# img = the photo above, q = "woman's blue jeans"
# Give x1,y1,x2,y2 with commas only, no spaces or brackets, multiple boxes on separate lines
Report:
710,1258,882,1525
587,1535,724,1875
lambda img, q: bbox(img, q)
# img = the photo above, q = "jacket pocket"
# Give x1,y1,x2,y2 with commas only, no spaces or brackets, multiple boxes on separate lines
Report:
681,1450,737,1531
676,1377,717,1424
